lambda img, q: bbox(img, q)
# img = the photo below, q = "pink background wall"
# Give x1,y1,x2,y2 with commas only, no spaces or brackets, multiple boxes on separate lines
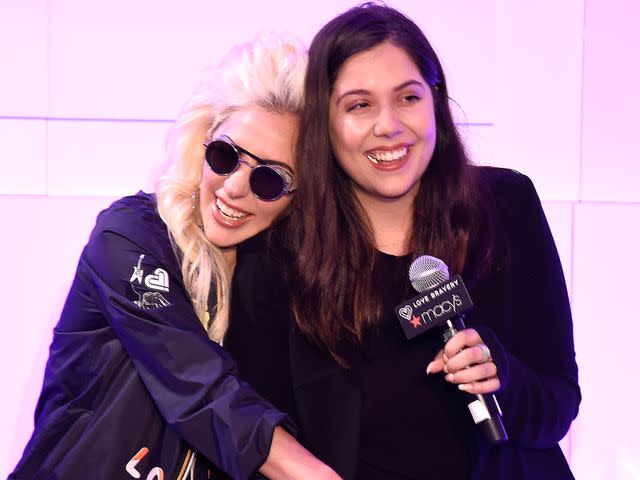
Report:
1,0,638,477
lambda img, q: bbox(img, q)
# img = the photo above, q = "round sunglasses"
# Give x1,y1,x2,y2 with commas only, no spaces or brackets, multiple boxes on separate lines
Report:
204,136,296,201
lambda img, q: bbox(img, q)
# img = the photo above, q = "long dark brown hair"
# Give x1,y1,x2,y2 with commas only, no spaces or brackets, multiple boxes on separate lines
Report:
286,3,494,366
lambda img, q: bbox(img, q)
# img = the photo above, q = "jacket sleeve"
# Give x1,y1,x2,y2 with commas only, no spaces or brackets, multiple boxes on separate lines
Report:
78,219,290,479
474,171,580,449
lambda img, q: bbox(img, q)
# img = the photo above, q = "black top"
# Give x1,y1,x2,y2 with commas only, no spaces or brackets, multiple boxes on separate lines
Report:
226,167,580,480
355,251,476,479
227,249,476,479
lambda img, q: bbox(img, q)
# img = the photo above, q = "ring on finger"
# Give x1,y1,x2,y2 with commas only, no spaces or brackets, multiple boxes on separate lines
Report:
478,343,492,363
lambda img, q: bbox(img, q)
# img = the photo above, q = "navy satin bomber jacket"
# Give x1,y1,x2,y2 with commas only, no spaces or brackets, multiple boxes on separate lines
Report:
10,192,289,480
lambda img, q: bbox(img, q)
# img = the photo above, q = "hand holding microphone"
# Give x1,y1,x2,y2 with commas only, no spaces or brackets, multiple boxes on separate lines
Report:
426,328,501,396
394,254,508,444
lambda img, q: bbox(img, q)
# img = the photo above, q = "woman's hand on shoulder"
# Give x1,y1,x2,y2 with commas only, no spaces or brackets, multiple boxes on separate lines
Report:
426,328,500,395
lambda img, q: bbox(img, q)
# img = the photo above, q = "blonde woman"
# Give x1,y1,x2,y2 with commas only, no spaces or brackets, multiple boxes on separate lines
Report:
10,35,338,480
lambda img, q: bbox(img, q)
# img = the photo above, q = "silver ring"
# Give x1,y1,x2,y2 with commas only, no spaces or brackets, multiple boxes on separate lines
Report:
478,343,492,363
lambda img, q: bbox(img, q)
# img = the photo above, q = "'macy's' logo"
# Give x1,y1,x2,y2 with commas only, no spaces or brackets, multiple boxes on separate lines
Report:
421,294,463,323
394,274,473,340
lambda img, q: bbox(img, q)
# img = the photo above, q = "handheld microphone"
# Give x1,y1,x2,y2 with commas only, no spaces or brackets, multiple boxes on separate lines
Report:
394,255,508,445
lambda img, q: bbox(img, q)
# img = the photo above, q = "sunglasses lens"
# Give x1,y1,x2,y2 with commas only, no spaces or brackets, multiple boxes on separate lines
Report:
250,166,287,201
206,141,238,174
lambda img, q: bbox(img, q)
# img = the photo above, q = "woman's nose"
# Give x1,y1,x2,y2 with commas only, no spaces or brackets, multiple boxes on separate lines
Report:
373,105,403,138
223,164,252,199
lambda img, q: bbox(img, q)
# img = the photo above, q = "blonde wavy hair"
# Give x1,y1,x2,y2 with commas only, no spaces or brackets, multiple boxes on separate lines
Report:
155,34,307,343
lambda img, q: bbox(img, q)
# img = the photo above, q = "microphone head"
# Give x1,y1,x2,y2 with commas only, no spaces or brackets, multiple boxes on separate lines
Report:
409,255,450,292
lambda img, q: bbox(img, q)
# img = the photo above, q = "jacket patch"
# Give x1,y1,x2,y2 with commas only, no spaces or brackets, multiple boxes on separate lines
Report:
144,268,169,292
128,254,172,310
125,446,197,480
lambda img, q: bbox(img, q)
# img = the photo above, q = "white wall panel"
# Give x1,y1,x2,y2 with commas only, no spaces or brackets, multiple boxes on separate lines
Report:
0,0,48,117
494,0,583,201
47,0,495,122
3,0,638,477
462,123,578,228
47,0,344,120
570,203,640,479
1,195,115,478
460,124,495,168
0,119,47,194
47,120,170,196
581,0,640,202
49,0,236,119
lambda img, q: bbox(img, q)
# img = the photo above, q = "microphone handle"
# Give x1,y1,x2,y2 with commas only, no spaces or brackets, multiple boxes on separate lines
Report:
442,316,508,445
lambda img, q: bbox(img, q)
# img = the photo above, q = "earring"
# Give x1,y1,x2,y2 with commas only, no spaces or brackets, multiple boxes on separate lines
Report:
192,190,204,230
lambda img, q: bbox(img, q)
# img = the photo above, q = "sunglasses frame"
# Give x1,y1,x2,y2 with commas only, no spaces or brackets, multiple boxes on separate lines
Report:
204,136,296,201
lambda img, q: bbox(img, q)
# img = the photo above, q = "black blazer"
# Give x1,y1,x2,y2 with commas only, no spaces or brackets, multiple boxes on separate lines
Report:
227,167,580,480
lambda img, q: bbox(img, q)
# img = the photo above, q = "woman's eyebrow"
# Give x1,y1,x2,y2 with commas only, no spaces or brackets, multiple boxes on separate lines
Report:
236,147,293,171
228,137,292,171
335,88,370,105
334,79,427,105
260,158,294,171
394,79,427,91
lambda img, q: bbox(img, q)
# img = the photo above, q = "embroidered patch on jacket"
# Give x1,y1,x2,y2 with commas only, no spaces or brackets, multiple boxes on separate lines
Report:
128,254,172,310
125,445,197,480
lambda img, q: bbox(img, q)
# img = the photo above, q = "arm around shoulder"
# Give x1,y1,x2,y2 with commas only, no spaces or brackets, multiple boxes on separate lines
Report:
260,427,342,480
79,198,302,478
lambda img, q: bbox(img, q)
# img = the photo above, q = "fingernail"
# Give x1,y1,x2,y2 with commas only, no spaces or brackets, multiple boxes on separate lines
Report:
426,362,434,374
458,384,471,392
445,373,454,382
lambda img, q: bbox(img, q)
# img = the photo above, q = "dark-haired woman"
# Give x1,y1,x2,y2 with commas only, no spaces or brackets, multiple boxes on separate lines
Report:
226,4,580,479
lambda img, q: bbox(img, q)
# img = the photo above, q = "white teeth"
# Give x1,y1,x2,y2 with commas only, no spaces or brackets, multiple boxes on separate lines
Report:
216,198,248,219
367,147,408,164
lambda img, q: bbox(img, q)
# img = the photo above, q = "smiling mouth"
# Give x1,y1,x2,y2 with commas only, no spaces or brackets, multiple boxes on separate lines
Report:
216,198,249,220
366,146,408,164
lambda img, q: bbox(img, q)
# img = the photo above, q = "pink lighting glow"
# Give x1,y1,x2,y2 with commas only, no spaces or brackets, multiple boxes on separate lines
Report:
1,0,638,477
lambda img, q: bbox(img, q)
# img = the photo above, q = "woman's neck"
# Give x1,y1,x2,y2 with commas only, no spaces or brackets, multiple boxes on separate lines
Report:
355,188,416,256
222,246,237,275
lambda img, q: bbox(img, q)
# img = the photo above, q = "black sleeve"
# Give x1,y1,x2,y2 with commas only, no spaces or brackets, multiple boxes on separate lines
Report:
474,171,581,448
78,223,291,479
